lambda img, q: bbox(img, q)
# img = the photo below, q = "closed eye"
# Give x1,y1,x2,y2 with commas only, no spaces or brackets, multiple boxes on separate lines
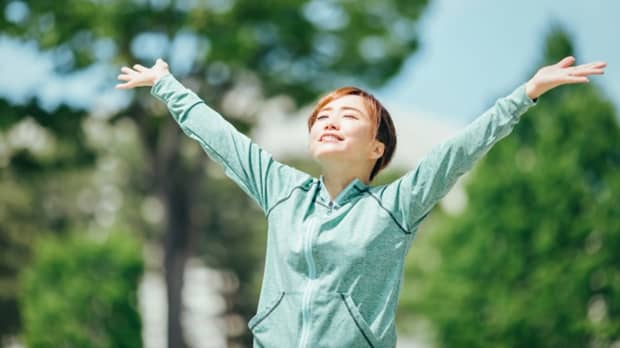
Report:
344,115,358,119
317,115,328,120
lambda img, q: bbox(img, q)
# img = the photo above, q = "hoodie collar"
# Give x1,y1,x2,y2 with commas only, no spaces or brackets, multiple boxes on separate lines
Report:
318,175,369,207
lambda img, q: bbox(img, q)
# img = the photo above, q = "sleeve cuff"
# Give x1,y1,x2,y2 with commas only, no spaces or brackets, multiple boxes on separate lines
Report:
150,73,176,101
519,82,539,106
506,82,539,119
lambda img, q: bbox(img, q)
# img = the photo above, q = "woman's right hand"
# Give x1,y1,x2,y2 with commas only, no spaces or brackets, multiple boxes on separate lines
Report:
115,58,170,89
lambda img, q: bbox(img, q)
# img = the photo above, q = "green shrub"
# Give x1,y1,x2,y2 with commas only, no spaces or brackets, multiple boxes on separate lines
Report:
20,232,144,348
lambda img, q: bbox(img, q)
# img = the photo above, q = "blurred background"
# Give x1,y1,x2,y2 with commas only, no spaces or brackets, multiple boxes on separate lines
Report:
0,0,618,347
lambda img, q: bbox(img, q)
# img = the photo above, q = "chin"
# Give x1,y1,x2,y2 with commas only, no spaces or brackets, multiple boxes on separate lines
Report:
312,149,348,163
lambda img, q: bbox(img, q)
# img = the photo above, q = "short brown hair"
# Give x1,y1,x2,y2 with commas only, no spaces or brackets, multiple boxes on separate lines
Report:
307,86,397,181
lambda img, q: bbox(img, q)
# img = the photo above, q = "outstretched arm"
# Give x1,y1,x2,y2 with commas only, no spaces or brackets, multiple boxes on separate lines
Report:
387,56,607,230
116,59,310,215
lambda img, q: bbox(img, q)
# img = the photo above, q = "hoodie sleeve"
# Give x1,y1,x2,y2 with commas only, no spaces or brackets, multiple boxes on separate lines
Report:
150,74,309,215
382,82,538,232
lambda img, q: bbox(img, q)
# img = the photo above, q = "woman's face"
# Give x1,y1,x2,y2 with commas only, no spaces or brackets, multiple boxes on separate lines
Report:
309,95,383,165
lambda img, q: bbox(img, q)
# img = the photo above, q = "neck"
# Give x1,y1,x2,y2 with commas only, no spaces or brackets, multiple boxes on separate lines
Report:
321,164,372,201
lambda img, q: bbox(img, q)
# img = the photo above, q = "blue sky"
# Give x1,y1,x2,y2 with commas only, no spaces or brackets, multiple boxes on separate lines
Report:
0,0,617,124
378,0,619,123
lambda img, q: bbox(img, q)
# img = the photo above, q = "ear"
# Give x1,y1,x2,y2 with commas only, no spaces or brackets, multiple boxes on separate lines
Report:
368,140,385,160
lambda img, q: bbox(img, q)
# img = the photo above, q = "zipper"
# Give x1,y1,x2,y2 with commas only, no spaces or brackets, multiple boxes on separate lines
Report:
300,201,336,347
299,217,318,348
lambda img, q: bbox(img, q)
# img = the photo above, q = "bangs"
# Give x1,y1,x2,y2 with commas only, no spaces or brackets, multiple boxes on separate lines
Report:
307,87,381,137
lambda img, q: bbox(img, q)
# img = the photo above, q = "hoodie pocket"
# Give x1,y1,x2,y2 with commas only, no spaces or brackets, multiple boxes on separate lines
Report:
340,293,381,348
248,291,286,331
248,291,302,348
312,292,381,348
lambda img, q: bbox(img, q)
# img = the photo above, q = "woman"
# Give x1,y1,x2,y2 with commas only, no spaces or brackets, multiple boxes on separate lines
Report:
117,56,606,348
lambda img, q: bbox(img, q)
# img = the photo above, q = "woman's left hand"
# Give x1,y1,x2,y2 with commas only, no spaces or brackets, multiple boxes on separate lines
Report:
525,56,607,100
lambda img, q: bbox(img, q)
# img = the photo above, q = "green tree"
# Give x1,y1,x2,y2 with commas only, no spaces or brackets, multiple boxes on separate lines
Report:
0,98,96,340
20,232,144,348
399,28,620,347
1,1,430,346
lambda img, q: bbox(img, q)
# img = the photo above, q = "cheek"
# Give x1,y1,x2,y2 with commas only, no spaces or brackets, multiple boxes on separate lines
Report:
308,128,320,143
308,128,321,151
347,126,374,145
309,122,321,136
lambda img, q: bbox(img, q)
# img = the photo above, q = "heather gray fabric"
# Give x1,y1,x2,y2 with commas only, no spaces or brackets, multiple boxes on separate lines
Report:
152,74,538,348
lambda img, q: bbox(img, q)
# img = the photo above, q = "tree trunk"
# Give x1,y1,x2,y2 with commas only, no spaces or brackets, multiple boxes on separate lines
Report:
163,196,190,348
157,122,192,348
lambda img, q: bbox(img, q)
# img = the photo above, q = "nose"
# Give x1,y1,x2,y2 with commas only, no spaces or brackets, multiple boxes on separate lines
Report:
323,118,339,130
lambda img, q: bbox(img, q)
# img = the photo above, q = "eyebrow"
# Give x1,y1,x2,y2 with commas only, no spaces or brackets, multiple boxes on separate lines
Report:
319,106,366,116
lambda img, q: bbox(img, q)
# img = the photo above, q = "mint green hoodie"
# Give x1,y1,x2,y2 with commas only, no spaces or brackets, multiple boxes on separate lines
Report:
151,74,538,348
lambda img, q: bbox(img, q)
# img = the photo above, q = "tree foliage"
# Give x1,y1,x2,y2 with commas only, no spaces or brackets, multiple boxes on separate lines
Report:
20,232,144,348
0,97,96,339
400,28,620,347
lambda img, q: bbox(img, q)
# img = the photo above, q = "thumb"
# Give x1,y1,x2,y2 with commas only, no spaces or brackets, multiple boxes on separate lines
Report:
556,56,575,68
155,58,168,67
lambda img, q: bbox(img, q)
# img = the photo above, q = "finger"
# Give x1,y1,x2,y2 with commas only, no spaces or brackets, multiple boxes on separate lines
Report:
116,80,140,89
133,64,147,72
588,62,607,68
155,58,169,70
117,74,132,81
121,66,135,74
557,56,576,68
585,68,605,75
569,68,605,77
576,61,607,70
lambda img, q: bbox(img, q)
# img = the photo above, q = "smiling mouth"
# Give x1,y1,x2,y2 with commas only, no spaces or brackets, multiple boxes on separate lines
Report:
320,134,344,142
